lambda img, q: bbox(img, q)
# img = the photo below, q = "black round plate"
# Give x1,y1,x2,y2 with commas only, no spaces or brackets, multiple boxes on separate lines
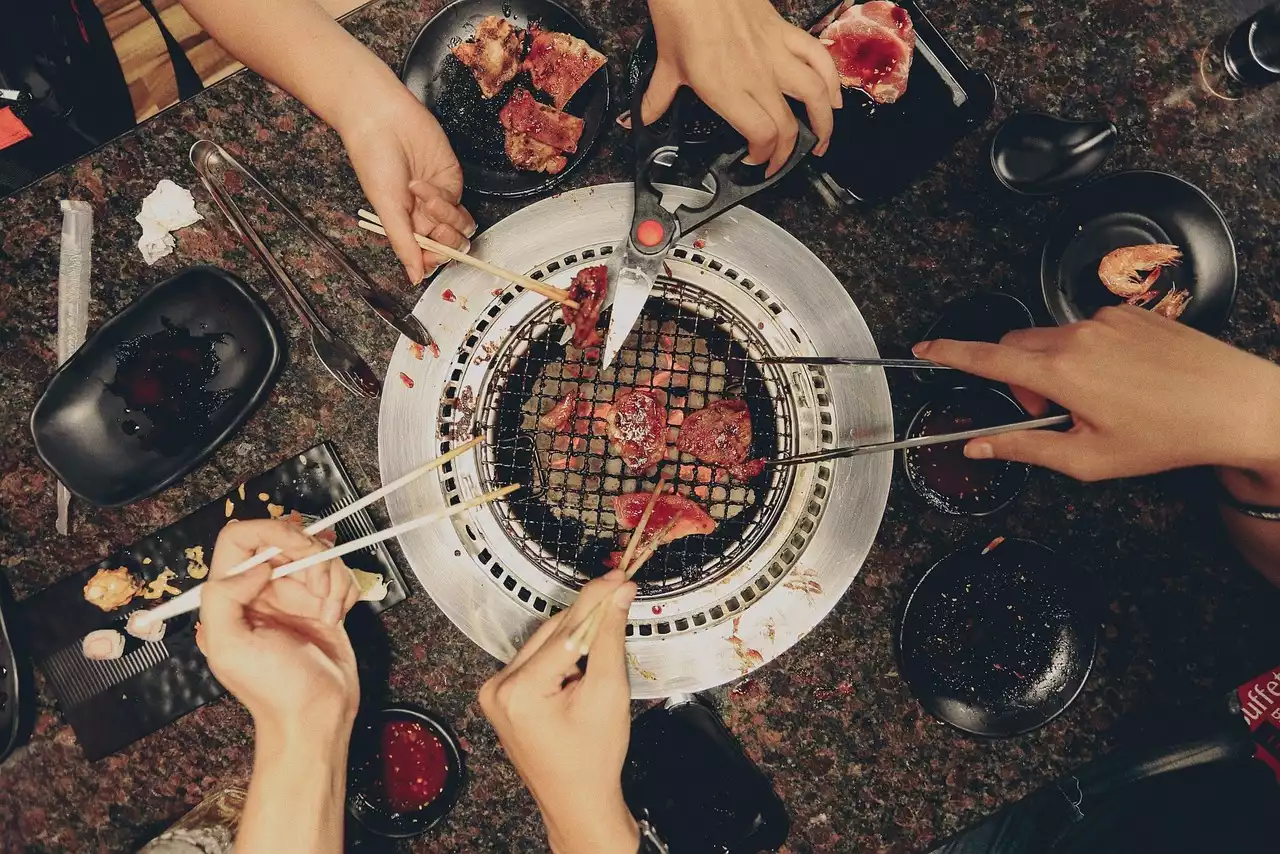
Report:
898,538,1097,737
914,292,1034,385
1041,170,1237,334
347,706,467,838
902,386,1031,517
401,0,610,198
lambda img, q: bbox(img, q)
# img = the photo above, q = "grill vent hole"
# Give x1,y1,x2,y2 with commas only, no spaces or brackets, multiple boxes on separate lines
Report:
534,597,548,612
518,588,531,602
656,622,671,634
675,618,690,631
478,548,491,562
709,606,724,621
726,597,741,612
741,587,756,603
503,576,516,591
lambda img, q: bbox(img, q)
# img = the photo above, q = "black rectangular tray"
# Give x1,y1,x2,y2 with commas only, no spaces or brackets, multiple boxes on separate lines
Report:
19,442,407,760
809,0,996,204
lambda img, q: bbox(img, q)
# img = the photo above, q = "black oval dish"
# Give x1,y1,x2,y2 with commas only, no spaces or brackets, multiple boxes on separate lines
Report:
347,706,466,839
991,112,1118,196
914,292,1034,385
902,386,1032,516
402,0,610,198
30,265,284,506
898,537,1097,737
1041,170,1237,335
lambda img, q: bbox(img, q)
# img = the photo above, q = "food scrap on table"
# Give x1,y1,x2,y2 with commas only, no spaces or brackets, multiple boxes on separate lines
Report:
141,557,152,565
84,567,141,612
399,372,415,389
350,568,391,602
410,341,427,360
982,536,1007,555
142,568,181,600
441,288,457,303
561,265,608,347
258,492,271,502
237,483,246,500
82,629,126,661
224,498,234,518
267,503,285,519
135,179,204,265
184,545,210,579
814,0,915,104
126,610,166,643
450,14,524,98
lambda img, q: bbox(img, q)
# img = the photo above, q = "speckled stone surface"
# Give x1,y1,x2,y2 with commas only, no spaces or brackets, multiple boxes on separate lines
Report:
2,0,1280,851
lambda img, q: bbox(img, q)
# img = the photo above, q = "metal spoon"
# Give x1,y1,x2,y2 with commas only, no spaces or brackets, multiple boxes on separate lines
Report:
194,153,381,399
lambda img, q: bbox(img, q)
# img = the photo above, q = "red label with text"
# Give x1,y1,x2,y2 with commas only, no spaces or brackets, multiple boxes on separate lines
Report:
1238,666,1280,781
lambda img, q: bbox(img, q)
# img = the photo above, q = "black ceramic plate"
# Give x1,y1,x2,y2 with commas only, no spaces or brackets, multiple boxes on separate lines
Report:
990,112,1118,196
19,442,408,760
0,574,28,763
347,706,466,838
898,537,1097,738
402,0,611,198
902,386,1032,516
915,292,1034,385
1041,170,1237,335
30,265,284,507
808,0,996,203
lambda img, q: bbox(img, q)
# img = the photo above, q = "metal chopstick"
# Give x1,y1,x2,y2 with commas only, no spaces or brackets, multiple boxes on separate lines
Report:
756,356,955,370
766,414,1072,467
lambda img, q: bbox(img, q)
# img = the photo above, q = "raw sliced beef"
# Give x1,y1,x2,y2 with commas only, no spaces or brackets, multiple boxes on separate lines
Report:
538,390,579,430
451,15,525,99
561,265,608,348
504,131,568,175
815,1,915,104
606,387,667,472
523,27,607,109
677,399,753,467
610,492,717,557
499,88,586,154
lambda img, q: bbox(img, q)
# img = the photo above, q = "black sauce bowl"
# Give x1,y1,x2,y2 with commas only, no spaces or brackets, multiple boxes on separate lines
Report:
346,706,467,839
902,386,1031,516
914,292,1034,385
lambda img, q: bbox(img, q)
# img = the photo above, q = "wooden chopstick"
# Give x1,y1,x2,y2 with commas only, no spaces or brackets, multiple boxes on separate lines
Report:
564,479,667,656
138,440,491,625
356,210,579,309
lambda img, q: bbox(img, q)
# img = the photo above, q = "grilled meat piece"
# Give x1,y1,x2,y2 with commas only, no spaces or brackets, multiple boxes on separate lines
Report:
451,15,525,98
561,265,608,348
728,458,766,480
539,390,579,431
606,387,667,472
504,131,569,174
816,1,915,104
499,88,585,154
677,399,753,466
523,27,607,109
607,492,717,567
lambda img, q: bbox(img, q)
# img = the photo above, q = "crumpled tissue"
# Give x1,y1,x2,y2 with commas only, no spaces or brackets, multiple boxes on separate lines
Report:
136,179,203,265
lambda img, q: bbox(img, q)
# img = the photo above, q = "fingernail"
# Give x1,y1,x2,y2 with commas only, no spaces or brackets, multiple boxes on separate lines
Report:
465,222,477,238
603,569,623,581
741,154,765,167
613,584,635,609
461,239,472,255
912,341,932,357
966,442,994,460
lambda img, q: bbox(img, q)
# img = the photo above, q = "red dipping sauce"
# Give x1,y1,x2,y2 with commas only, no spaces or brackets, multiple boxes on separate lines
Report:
378,720,450,813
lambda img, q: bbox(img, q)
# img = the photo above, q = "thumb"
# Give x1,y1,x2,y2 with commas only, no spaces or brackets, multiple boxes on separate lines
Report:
639,59,681,127
582,581,636,703
200,562,273,640
966,428,1096,478
375,201,427,285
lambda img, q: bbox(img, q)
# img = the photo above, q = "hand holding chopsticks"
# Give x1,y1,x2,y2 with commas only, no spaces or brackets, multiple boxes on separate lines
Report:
356,210,579,309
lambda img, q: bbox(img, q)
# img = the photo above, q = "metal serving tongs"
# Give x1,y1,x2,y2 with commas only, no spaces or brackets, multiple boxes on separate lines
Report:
600,59,819,370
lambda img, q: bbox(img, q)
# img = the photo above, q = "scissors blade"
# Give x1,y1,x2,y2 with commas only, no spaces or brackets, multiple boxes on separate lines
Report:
601,250,662,371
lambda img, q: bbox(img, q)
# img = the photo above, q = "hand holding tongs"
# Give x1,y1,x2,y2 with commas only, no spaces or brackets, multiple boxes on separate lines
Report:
600,57,819,370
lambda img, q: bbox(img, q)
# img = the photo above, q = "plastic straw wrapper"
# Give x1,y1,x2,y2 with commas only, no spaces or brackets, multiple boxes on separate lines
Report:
56,200,93,535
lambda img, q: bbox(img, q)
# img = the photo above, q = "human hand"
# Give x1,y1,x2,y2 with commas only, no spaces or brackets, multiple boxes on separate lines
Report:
914,305,1280,482
201,520,360,735
340,89,477,284
643,0,841,174
480,571,639,854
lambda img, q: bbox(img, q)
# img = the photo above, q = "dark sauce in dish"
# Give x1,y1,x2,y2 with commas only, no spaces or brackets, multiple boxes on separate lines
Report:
903,388,1030,515
106,318,234,456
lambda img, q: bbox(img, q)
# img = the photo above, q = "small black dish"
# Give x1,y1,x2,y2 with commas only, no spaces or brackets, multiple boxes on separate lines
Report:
402,0,610,199
898,537,1097,737
991,112,1118,196
902,386,1031,516
914,292,1034,385
30,265,283,506
347,706,466,839
1041,170,1237,335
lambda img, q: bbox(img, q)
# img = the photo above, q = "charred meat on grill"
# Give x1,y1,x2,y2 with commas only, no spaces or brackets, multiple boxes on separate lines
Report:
606,387,667,472
677,399,753,469
451,15,525,99
523,27,607,109
562,265,608,348
605,492,717,567
538,390,579,431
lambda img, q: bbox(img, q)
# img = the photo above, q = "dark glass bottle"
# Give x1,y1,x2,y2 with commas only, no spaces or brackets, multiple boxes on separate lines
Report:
1200,4,1280,99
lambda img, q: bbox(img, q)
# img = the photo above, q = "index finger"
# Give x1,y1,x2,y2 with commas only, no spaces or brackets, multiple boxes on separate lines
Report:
913,338,1052,392
508,573,627,692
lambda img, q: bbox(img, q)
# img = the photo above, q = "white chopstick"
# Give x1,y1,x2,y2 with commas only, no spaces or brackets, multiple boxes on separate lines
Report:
355,210,579,309
138,437,488,624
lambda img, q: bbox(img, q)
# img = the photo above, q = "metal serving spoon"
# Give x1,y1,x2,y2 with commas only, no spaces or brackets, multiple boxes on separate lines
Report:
193,144,381,399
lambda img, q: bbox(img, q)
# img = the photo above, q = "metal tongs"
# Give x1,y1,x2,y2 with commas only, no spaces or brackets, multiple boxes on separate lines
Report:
191,140,432,398
599,57,818,369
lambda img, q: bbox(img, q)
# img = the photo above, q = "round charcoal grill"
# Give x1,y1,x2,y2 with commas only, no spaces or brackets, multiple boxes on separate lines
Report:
481,277,796,596
379,183,893,698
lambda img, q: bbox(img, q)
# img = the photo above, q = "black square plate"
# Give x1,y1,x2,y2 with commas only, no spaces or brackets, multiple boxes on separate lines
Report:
30,265,284,506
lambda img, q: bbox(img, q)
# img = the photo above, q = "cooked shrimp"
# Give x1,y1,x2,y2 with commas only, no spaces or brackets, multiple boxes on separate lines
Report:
1097,244,1183,299
1152,287,1193,320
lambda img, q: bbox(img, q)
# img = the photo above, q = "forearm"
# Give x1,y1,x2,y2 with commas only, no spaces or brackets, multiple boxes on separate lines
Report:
178,0,407,135
237,714,352,854
543,792,639,854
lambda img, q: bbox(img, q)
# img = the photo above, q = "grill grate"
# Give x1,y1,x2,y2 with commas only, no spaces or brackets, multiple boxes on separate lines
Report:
478,278,796,596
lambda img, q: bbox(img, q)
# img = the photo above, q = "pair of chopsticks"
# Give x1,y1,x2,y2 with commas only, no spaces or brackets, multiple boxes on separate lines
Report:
757,355,955,370
564,477,671,656
355,210,579,310
139,437,509,626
